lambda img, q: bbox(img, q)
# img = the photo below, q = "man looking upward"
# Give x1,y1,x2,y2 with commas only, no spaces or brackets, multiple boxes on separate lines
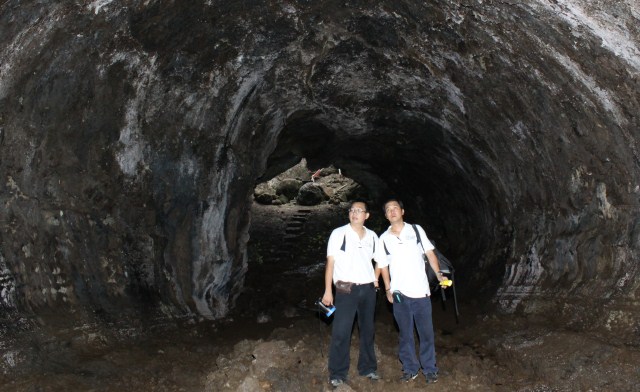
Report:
375,198,447,384
322,200,380,388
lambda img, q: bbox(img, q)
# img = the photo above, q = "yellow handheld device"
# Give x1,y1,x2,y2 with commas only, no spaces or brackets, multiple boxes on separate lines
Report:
439,279,453,287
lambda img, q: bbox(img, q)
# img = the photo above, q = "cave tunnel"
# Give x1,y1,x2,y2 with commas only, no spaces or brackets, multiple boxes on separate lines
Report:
1,0,640,390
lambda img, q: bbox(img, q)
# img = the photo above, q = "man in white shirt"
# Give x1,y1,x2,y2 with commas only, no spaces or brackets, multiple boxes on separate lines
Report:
322,200,380,387
375,199,447,384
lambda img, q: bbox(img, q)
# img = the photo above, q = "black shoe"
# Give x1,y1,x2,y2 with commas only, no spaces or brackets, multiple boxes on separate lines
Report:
425,372,438,383
400,372,418,382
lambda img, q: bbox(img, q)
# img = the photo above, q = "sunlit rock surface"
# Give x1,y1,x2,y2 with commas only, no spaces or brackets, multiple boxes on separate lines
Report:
1,0,639,344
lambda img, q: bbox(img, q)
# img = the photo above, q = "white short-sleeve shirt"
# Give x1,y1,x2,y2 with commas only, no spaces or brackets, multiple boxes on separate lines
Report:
374,223,434,298
327,224,378,284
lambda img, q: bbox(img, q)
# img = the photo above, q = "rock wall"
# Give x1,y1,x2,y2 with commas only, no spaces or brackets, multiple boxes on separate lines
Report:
1,1,639,336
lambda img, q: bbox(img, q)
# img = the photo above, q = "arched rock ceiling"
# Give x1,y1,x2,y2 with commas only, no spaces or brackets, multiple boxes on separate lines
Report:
0,0,639,336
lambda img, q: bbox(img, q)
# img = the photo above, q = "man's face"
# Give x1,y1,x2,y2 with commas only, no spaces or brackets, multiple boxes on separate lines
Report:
348,202,369,225
384,201,404,223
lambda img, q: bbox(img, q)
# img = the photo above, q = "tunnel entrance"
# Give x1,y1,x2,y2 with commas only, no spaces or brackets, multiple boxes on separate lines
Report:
241,113,502,322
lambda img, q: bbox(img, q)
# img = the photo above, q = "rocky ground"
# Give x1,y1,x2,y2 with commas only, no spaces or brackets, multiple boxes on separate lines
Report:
1,202,639,391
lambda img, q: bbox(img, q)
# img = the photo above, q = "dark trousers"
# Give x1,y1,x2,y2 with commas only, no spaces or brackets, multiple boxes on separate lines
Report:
328,283,377,380
392,294,438,374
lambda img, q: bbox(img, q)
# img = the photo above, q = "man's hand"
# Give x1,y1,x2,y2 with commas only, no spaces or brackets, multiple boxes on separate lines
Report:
322,291,334,306
385,290,393,303
437,273,451,289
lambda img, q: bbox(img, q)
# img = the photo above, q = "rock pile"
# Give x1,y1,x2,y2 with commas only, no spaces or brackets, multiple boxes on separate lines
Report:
253,159,366,206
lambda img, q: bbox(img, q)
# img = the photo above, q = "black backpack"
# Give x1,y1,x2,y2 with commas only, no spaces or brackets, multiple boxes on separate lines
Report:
411,224,459,322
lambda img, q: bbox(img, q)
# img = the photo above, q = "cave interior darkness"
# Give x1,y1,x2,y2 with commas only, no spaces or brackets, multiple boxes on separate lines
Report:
2,2,640,374
3,1,640,390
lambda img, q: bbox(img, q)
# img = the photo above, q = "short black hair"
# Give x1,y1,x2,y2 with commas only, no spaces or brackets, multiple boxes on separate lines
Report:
382,198,404,212
350,199,369,212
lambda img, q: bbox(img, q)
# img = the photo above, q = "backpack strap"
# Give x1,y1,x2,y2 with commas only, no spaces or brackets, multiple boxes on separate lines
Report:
412,224,424,250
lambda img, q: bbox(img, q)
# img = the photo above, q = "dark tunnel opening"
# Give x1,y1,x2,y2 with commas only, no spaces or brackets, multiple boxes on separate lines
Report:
250,114,504,301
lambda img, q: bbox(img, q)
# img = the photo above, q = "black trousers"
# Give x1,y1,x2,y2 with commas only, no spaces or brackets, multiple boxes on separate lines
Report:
328,283,377,380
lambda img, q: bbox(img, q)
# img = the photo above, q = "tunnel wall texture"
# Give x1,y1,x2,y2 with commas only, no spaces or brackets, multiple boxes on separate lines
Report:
1,0,639,336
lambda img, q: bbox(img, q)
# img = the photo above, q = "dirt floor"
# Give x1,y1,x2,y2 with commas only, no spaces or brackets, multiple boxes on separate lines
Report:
1,202,639,391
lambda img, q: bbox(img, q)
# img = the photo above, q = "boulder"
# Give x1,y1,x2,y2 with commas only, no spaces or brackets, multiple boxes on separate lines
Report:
296,183,328,206
275,179,303,200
